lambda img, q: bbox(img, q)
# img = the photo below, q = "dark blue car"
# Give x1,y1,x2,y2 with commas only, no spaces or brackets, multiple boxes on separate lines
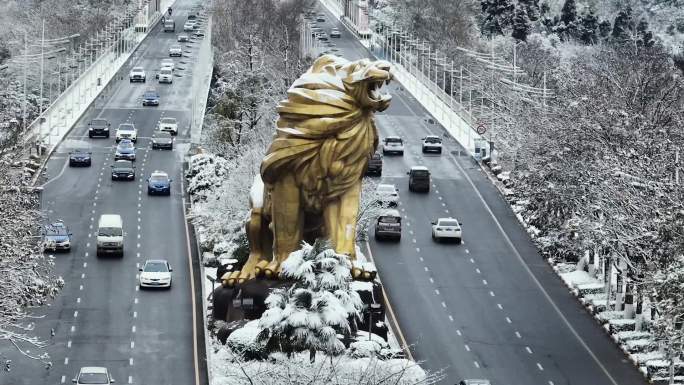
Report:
69,149,92,167
142,89,160,106
147,171,172,195
43,221,72,252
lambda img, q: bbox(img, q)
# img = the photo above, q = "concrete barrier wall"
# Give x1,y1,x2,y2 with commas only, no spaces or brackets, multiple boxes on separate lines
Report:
190,16,213,145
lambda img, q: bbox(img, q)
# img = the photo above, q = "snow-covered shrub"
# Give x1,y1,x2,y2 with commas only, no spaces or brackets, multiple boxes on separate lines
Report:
226,320,267,360
210,341,439,385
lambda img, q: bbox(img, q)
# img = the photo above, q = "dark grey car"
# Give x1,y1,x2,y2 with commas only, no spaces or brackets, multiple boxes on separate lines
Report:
111,160,136,181
152,132,174,150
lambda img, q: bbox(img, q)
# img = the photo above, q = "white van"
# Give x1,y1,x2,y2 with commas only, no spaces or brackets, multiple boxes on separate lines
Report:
96,214,124,257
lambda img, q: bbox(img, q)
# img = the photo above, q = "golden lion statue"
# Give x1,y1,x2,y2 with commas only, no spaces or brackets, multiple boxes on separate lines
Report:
224,55,392,285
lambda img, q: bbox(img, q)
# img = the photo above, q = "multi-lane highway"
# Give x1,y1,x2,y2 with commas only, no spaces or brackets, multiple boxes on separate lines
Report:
313,4,649,385
1,1,204,384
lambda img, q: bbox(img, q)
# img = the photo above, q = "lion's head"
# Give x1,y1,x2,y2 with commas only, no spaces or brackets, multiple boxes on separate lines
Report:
304,55,393,112
262,55,393,203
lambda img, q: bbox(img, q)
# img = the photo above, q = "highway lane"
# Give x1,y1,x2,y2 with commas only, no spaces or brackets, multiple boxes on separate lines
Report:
312,4,648,385
0,2,202,384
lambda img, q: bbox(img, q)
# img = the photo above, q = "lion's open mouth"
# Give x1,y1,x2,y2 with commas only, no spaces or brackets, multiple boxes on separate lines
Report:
367,77,391,102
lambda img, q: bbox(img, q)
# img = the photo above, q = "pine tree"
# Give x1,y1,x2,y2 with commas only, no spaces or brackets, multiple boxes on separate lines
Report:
257,239,364,361
512,6,532,42
518,0,540,22
611,6,634,42
598,20,612,40
480,0,514,37
559,0,578,39
578,9,599,45
636,19,655,48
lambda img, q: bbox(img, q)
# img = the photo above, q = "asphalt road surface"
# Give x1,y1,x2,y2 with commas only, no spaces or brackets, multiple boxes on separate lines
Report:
0,2,204,384
313,5,648,385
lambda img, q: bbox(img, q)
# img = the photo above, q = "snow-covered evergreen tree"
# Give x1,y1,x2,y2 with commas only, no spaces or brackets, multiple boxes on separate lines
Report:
512,6,532,41
598,19,612,40
611,5,634,42
636,19,655,47
480,0,514,37
257,240,364,361
558,0,578,40
518,0,540,22
578,9,599,44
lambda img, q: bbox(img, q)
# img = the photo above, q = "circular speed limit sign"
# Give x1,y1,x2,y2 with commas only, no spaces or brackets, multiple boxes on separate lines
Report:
476,123,487,135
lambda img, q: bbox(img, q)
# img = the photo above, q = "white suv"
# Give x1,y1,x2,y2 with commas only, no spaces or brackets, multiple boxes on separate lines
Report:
158,68,173,84
422,135,442,154
115,123,138,143
129,67,146,83
169,45,182,57
382,136,404,155
158,117,178,135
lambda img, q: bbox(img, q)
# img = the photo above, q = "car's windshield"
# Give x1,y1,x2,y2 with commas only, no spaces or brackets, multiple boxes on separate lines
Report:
411,170,429,177
439,220,459,227
114,161,131,169
91,119,107,127
98,227,122,237
118,141,134,149
144,262,168,272
157,133,171,139
118,124,134,131
378,216,400,223
144,92,158,98
161,69,172,75
150,175,168,182
78,373,109,384
161,118,176,124
425,137,441,143
377,185,396,194
386,138,402,144
45,224,67,236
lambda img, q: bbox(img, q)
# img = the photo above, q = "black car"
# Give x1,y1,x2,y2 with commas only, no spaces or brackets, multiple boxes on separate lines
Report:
111,160,136,181
69,149,92,167
408,166,431,192
365,152,382,176
152,132,174,150
88,119,110,138
147,171,172,195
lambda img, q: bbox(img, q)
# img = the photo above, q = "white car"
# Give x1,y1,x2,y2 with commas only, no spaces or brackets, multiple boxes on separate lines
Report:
382,136,404,155
183,21,195,31
376,183,399,207
168,45,182,57
158,67,173,83
129,67,146,83
432,217,462,243
422,135,443,154
330,28,341,38
115,123,138,143
161,59,175,71
158,117,178,135
177,34,189,42
139,259,173,289
72,367,115,384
